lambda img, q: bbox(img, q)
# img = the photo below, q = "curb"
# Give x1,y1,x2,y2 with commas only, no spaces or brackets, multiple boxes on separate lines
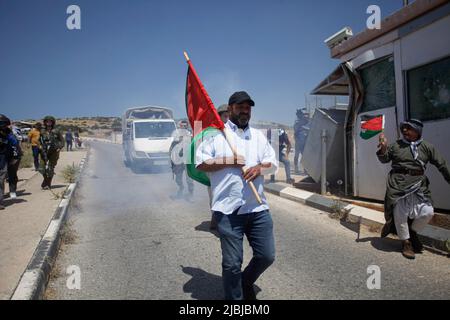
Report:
10,153,89,300
265,183,450,254
84,137,121,145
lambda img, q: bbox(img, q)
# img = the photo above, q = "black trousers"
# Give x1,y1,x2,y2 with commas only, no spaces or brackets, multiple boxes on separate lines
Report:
0,163,7,204
7,159,20,193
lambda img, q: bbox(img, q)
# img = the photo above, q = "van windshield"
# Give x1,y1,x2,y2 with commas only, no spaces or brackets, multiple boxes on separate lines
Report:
134,122,175,138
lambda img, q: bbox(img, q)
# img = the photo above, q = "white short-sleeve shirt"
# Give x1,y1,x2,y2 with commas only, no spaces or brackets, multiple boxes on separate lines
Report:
196,120,278,215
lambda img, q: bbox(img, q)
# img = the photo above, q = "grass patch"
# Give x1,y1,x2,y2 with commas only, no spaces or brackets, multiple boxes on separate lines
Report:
19,142,34,169
51,189,66,200
60,220,78,245
329,198,352,220
61,163,80,183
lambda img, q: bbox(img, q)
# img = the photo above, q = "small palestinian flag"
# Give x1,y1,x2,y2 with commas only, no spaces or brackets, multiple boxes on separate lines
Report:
360,115,385,140
184,56,225,186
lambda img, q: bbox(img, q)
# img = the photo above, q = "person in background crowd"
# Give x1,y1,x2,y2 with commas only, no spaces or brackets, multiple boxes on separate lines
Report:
6,132,22,200
28,122,42,171
39,116,64,190
0,115,21,208
293,108,309,174
74,130,82,148
65,129,74,152
10,122,23,144
170,121,194,199
268,128,294,184
217,104,230,123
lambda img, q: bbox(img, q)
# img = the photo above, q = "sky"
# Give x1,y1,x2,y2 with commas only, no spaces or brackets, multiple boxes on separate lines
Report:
0,0,404,125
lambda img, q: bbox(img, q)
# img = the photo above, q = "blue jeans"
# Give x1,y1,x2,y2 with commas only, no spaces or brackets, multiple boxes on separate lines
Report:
32,146,40,170
294,138,305,172
270,152,291,182
213,209,275,300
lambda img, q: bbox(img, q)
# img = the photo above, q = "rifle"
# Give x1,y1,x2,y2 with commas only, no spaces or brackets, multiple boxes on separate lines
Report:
39,135,51,176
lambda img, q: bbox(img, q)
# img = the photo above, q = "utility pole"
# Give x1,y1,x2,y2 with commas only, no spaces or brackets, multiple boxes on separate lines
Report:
321,129,327,195
305,93,309,117
304,93,307,111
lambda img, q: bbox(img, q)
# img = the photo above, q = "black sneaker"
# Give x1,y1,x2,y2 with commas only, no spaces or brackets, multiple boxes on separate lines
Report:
0,204,5,210
242,283,257,300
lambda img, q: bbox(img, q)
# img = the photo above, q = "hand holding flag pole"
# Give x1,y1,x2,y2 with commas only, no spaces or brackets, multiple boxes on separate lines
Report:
184,51,262,204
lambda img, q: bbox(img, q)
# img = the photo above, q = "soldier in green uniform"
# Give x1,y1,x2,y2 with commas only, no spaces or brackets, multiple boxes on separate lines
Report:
377,119,450,259
39,116,65,190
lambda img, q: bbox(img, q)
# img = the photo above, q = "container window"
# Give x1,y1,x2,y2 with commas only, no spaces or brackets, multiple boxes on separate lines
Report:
407,56,450,122
358,56,396,113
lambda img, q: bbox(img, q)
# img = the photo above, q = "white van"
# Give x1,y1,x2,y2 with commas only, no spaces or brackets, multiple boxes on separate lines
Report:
122,106,177,167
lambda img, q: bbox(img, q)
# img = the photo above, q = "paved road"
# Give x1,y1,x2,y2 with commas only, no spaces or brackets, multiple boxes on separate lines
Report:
46,141,450,300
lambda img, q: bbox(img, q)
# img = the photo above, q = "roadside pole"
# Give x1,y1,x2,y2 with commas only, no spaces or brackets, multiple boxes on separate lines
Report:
321,129,327,195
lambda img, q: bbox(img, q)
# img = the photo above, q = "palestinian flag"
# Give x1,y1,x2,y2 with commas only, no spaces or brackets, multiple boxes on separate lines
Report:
184,56,225,186
360,114,385,140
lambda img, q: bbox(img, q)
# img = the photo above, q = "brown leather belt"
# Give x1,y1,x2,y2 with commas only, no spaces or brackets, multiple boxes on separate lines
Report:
392,168,424,176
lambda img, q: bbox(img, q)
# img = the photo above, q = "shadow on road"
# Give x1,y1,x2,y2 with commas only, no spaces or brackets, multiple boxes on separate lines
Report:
356,236,401,253
181,265,263,300
50,184,67,190
181,265,223,300
4,198,27,206
194,221,220,238
343,219,449,256
16,190,31,197
339,220,402,253
340,220,360,233
5,190,31,199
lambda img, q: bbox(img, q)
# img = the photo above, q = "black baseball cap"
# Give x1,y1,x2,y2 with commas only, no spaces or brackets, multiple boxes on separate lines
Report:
228,91,255,107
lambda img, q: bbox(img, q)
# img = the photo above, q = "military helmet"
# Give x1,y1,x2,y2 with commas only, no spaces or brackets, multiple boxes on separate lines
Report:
0,114,11,129
43,115,56,126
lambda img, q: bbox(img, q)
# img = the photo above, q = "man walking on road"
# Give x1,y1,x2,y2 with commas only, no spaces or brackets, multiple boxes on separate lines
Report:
196,91,278,300
377,119,450,259
39,116,64,190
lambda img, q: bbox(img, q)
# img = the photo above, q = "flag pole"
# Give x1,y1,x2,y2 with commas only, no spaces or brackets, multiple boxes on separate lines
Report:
184,52,263,204
184,51,190,62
